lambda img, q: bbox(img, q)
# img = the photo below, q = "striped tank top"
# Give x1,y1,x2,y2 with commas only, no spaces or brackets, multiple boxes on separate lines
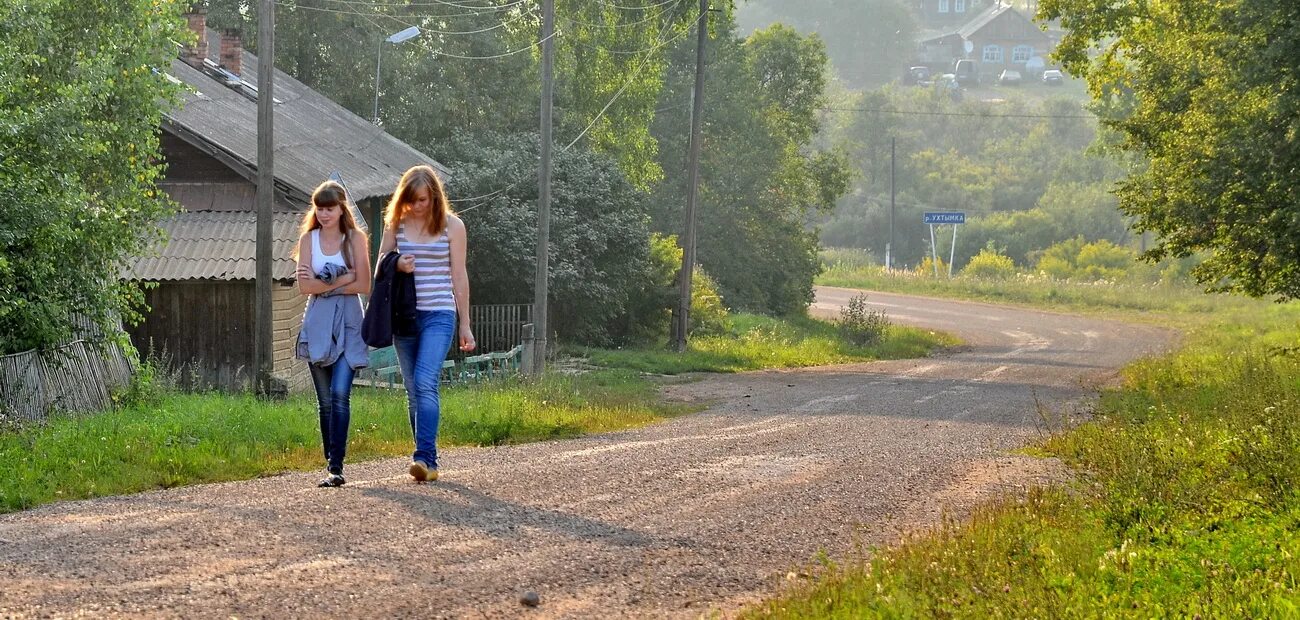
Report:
397,223,455,312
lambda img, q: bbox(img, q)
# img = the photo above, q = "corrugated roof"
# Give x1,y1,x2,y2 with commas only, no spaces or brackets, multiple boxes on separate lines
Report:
956,5,1050,42
166,34,450,203
128,211,303,281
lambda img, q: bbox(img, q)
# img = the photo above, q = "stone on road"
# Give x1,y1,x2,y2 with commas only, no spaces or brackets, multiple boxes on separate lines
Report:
0,288,1174,618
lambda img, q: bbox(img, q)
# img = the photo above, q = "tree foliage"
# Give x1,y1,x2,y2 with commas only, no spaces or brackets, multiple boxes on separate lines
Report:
1040,0,1300,298
0,0,184,354
736,0,918,89
651,20,849,316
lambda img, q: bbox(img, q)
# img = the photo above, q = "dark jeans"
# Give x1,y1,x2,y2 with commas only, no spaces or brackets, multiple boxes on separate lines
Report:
393,310,456,468
309,361,356,474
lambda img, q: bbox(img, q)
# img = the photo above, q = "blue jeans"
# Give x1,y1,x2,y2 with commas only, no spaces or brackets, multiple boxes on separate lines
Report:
309,360,356,474
394,310,456,468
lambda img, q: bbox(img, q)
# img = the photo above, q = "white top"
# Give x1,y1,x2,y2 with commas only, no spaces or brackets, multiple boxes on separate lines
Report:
311,229,348,273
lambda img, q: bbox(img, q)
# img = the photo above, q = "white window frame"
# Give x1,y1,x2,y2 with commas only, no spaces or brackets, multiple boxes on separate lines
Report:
955,0,966,12
938,0,950,13
982,44,1003,63
1012,45,1033,63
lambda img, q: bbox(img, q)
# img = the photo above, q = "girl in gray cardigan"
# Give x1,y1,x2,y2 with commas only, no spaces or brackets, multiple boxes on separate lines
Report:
294,181,371,487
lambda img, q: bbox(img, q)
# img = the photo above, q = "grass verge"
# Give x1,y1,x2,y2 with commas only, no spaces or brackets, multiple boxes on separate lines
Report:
744,303,1300,618
0,370,690,514
818,255,1262,319
576,313,959,375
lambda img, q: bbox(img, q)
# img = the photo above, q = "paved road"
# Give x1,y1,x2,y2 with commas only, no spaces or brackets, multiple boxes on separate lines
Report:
0,288,1174,618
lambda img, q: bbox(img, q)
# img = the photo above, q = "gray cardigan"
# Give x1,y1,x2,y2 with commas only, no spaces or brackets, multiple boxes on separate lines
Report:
295,263,369,369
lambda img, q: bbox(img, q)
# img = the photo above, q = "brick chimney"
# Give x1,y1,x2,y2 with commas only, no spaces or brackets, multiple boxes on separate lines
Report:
182,7,209,68
219,28,242,76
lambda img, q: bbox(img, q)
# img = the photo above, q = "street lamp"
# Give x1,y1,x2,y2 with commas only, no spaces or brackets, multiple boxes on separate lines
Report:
373,25,420,125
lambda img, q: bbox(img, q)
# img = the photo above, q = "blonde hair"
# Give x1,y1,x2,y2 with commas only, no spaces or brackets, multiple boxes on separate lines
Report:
385,165,452,237
293,180,367,268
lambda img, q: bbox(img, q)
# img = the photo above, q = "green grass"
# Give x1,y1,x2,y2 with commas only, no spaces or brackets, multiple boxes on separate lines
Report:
818,250,1261,318
745,302,1300,618
0,370,691,514
575,312,959,375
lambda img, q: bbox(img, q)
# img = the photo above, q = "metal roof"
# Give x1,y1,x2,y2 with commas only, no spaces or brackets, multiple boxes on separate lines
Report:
128,211,303,282
165,35,450,203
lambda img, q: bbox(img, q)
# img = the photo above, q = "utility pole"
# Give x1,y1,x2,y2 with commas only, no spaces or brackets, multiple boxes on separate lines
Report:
888,136,896,270
254,0,275,396
531,0,555,375
674,0,708,352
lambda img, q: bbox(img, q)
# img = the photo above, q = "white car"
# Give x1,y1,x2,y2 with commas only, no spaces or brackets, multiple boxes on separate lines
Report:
1042,69,1065,85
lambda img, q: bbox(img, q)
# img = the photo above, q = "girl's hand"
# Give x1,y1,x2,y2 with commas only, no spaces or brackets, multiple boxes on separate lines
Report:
296,265,313,281
398,254,416,273
458,324,476,352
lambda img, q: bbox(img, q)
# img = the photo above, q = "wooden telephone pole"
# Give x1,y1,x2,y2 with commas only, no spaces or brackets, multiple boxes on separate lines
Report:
673,0,708,352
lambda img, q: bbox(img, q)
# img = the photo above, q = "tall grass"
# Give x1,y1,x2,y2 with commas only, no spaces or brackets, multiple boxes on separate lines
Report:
745,304,1300,618
0,371,690,514
577,312,958,375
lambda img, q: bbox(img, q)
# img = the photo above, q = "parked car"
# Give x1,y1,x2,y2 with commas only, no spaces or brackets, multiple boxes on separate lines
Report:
1041,69,1064,86
953,59,979,87
904,66,932,86
998,69,1023,86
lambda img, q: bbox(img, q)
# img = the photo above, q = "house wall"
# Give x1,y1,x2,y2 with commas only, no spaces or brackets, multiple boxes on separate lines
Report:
969,14,1053,77
272,282,310,393
127,280,255,391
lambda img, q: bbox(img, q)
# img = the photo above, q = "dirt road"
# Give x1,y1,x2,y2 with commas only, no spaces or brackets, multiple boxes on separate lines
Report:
0,288,1174,618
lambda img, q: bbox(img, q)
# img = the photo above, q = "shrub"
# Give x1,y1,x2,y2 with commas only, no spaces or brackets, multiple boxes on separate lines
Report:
1035,236,1138,282
838,293,891,347
914,255,949,278
960,245,1017,280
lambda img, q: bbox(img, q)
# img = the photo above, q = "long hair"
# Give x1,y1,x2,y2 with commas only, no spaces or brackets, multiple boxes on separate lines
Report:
384,165,452,237
294,180,366,268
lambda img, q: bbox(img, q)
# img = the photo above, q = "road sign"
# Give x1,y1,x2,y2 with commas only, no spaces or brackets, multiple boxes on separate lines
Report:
924,212,965,225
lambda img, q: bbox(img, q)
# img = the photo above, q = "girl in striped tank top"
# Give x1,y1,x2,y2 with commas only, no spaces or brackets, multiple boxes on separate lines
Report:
378,165,476,482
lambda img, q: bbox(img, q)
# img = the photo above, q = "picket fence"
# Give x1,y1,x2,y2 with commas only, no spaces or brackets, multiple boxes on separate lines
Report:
0,340,133,423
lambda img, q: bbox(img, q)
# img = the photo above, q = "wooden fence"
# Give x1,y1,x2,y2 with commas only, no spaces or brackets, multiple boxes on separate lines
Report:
0,340,134,423
447,303,533,362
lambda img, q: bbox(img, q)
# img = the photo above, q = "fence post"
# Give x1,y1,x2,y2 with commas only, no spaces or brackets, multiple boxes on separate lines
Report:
520,322,535,376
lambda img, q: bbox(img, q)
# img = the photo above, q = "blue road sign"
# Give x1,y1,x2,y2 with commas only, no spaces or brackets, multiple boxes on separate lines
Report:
924,212,965,225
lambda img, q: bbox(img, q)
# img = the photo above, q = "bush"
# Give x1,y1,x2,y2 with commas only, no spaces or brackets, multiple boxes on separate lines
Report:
838,293,890,347
960,245,1017,280
619,233,730,344
914,255,949,277
1035,236,1138,282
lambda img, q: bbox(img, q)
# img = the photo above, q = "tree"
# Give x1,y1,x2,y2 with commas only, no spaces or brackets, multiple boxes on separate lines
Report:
650,21,850,315
1040,0,1300,298
441,134,655,346
0,0,184,355
736,0,918,89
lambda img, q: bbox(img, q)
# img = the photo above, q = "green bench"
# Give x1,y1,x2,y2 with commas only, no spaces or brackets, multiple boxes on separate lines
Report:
354,344,524,388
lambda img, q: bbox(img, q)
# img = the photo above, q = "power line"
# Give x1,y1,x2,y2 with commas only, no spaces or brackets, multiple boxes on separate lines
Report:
286,3,534,34
593,0,680,10
315,0,531,9
822,106,1095,119
554,2,680,29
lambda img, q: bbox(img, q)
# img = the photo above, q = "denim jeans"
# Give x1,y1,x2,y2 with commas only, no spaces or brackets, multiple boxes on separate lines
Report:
393,310,456,468
309,360,356,474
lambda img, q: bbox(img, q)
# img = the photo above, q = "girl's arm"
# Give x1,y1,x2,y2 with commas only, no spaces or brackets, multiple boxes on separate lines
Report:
338,233,372,295
448,215,475,351
296,233,357,296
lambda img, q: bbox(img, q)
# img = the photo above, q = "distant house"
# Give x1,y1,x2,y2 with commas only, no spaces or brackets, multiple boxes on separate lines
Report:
126,9,449,392
916,4,1054,79
912,0,990,30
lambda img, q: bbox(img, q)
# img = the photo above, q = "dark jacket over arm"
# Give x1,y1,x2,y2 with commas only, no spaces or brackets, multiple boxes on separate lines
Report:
362,251,418,348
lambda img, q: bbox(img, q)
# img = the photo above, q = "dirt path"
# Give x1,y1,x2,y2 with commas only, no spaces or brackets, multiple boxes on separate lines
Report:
0,288,1175,618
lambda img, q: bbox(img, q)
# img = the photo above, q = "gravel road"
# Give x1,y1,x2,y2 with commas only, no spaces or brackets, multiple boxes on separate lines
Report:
0,288,1175,619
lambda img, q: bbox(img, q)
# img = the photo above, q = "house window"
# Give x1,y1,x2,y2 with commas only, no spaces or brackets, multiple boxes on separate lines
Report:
982,44,1003,63
1012,45,1033,63
955,0,966,12
938,0,949,13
